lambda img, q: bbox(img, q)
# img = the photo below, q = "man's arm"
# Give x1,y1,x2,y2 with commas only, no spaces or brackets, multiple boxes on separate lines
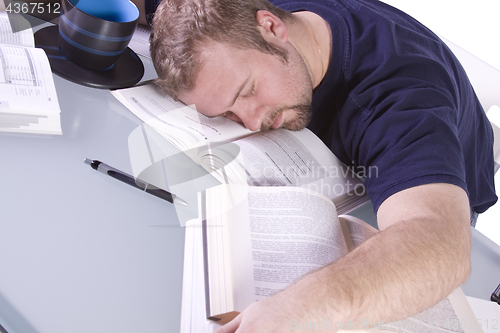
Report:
216,183,472,332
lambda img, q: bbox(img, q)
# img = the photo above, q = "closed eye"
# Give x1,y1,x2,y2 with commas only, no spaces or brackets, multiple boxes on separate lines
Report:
205,111,229,119
243,83,256,98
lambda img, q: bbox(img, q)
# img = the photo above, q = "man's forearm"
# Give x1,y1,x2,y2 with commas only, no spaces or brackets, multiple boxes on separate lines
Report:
282,185,472,326
285,217,470,325
215,184,472,333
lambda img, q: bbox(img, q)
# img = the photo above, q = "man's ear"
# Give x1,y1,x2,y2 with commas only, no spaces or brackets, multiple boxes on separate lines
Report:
255,10,289,44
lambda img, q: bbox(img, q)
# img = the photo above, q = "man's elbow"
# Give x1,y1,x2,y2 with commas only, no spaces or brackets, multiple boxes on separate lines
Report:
456,252,471,287
451,224,472,288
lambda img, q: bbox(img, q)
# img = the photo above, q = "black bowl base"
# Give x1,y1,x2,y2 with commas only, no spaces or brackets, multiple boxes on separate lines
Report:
34,26,144,90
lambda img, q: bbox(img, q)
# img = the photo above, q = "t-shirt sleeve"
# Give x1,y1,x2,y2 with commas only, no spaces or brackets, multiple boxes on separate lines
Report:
345,67,469,212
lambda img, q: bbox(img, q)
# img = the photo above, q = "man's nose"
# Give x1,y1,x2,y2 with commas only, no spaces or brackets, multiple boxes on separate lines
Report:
233,102,267,131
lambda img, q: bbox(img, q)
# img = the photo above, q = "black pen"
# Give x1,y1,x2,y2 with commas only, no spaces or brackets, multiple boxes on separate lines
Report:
492,283,500,305
84,158,188,206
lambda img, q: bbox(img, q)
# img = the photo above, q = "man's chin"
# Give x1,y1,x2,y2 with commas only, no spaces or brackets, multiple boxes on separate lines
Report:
260,103,312,131
281,106,312,131
281,121,309,131
261,117,308,132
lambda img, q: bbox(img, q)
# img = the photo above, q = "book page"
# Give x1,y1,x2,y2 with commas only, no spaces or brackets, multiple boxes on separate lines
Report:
0,45,60,115
372,288,483,333
129,24,151,59
0,111,62,134
198,185,481,331
205,185,349,314
339,215,379,251
0,15,61,135
181,220,223,333
202,184,250,318
0,13,34,47
466,296,500,333
203,128,353,186
197,128,368,212
111,83,254,151
335,218,481,333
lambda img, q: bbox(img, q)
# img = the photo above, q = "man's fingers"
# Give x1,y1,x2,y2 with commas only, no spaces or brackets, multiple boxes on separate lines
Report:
214,314,243,333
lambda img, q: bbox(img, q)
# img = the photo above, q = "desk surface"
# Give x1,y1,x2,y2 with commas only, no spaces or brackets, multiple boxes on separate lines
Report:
1,56,499,333
0,56,188,333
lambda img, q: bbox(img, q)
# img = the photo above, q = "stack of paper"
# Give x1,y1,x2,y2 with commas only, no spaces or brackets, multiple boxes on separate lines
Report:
0,12,62,135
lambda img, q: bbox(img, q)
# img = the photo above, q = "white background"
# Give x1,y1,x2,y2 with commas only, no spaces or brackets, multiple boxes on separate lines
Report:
381,0,500,245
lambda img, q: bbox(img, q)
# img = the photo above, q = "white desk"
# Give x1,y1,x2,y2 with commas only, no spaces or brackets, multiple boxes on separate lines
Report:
1,49,499,333
0,56,188,333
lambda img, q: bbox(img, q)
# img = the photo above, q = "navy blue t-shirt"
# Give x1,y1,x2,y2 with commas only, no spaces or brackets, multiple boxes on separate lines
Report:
271,0,497,213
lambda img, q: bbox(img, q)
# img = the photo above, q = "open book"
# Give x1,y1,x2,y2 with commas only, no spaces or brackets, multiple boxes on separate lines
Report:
0,12,62,135
129,24,151,59
181,184,482,333
113,82,369,215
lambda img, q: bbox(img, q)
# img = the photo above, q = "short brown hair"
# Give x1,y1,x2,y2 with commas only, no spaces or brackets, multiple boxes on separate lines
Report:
150,0,295,100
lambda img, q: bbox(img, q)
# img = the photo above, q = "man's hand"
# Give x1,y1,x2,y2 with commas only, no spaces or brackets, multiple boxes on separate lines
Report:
214,293,303,333
215,183,471,333
214,282,325,333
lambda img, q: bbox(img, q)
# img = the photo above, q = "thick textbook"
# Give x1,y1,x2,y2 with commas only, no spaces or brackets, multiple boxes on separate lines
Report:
181,184,483,333
112,82,369,214
0,12,62,135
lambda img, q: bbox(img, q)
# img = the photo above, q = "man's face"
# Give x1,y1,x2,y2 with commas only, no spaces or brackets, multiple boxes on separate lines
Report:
179,41,314,132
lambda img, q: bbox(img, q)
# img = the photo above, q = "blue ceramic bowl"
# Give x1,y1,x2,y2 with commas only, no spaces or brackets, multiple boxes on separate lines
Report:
59,0,139,71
